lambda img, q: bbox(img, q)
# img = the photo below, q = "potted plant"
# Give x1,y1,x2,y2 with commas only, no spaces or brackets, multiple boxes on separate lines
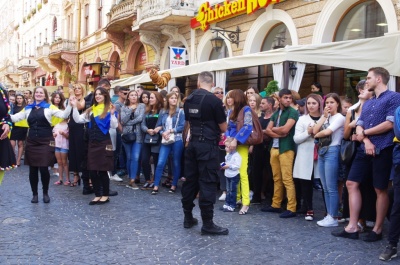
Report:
37,3,42,11
31,8,36,15
27,14,31,20
264,80,280,96
23,17,26,23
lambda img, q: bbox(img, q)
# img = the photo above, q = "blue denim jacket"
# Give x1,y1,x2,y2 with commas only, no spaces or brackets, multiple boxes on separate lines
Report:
225,106,253,144
156,108,185,141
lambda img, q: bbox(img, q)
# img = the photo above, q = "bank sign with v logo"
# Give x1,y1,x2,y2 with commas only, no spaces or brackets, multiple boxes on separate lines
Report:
170,47,186,69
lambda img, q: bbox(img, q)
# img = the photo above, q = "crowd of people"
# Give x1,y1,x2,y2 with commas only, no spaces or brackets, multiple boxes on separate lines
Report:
1,67,400,261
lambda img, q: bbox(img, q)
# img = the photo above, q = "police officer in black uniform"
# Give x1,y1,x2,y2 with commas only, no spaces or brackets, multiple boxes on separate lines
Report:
181,71,228,235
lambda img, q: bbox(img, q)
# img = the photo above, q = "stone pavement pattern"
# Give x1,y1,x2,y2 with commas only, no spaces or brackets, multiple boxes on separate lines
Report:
0,165,389,264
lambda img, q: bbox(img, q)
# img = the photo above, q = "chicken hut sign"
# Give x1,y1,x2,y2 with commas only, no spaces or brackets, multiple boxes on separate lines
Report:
191,0,281,31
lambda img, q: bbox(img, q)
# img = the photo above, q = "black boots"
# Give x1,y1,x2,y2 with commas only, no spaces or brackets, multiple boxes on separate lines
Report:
43,194,50,203
183,211,198,228
201,221,229,235
31,194,50,203
31,195,38,203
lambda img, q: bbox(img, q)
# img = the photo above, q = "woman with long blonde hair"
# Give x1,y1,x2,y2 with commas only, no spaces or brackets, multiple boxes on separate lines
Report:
68,83,86,186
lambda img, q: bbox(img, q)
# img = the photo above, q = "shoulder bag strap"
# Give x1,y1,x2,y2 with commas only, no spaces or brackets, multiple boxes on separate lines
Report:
350,109,356,135
174,109,181,130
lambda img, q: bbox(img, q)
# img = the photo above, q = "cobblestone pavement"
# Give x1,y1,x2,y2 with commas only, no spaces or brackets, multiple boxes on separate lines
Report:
0,165,390,264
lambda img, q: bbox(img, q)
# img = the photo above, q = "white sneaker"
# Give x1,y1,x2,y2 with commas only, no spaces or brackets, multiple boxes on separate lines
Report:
366,221,375,228
218,193,226,201
317,215,338,227
317,216,328,226
110,174,123,182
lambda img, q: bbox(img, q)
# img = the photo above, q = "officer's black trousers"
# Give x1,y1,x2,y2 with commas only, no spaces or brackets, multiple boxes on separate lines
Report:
181,142,219,222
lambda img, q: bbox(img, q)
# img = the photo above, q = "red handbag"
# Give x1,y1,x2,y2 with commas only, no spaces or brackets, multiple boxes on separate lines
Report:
314,144,318,161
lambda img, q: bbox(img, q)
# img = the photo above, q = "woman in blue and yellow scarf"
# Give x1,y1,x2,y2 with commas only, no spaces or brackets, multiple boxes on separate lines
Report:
11,86,72,203
70,87,117,205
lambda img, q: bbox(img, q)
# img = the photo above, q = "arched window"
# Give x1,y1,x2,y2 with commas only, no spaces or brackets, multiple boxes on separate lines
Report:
335,0,387,41
53,17,57,41
261,23,292,51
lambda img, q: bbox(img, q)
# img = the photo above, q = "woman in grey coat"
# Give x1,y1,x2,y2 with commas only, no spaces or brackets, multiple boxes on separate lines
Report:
120,90,145,190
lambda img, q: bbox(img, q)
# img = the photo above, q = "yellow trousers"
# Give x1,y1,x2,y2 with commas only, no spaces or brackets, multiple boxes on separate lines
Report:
0,171,4,185
270,149,297,212
236,145,250,206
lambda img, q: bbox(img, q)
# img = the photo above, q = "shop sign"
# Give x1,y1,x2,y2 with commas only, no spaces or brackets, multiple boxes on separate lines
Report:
169,47,186,69
191,0,280,31
139,52,146,65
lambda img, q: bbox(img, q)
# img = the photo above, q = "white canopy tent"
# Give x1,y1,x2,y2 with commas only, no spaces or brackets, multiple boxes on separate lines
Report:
111,33,400,88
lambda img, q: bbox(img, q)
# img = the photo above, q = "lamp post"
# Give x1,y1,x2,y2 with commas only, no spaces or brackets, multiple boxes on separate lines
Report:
102,63,111,76
289,62,297,78
101,61,122,77
210,26,240,52
210,36,225,52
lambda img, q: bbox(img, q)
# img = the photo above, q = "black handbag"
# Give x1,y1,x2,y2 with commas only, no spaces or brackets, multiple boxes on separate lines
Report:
122,125,136,143
144,133,159,144
340,110,356,165
318,116,332,148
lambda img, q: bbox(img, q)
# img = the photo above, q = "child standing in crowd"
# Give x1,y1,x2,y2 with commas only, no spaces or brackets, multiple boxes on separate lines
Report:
53,118,70,186
51,92,70,186
221,139,242,212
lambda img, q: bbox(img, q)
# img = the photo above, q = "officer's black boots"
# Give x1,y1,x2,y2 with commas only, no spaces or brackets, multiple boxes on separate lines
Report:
201,220,229,235
183,210,198,228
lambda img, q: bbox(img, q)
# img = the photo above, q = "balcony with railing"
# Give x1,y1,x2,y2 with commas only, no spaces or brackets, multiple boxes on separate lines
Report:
133,0,196,30
17,57,38,71
4,65,20,84
109,0,137,22
50,39,76,54
49,39,77,68
105,0,138,53
36,43,50,59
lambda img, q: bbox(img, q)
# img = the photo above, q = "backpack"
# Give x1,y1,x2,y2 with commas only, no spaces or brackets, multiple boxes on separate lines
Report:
236,106,263,145
394,106,400,140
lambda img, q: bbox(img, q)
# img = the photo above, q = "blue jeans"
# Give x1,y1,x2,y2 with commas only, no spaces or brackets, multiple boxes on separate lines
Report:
318,145,340,217
154,140,184,187
122,141,142,180
226,174,240,208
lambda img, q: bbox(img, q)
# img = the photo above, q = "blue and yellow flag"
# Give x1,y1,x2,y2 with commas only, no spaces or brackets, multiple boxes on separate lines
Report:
14,109,29,128
90,103,111,135
50,105,65,126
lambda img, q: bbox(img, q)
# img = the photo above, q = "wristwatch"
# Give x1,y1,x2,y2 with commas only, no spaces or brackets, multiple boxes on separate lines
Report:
362,130,367,137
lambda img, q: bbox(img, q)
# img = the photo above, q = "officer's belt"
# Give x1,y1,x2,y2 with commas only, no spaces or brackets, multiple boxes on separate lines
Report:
190,135,218,145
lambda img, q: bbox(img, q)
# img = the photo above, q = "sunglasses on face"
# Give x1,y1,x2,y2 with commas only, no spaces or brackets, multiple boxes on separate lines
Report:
121,92,128,95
